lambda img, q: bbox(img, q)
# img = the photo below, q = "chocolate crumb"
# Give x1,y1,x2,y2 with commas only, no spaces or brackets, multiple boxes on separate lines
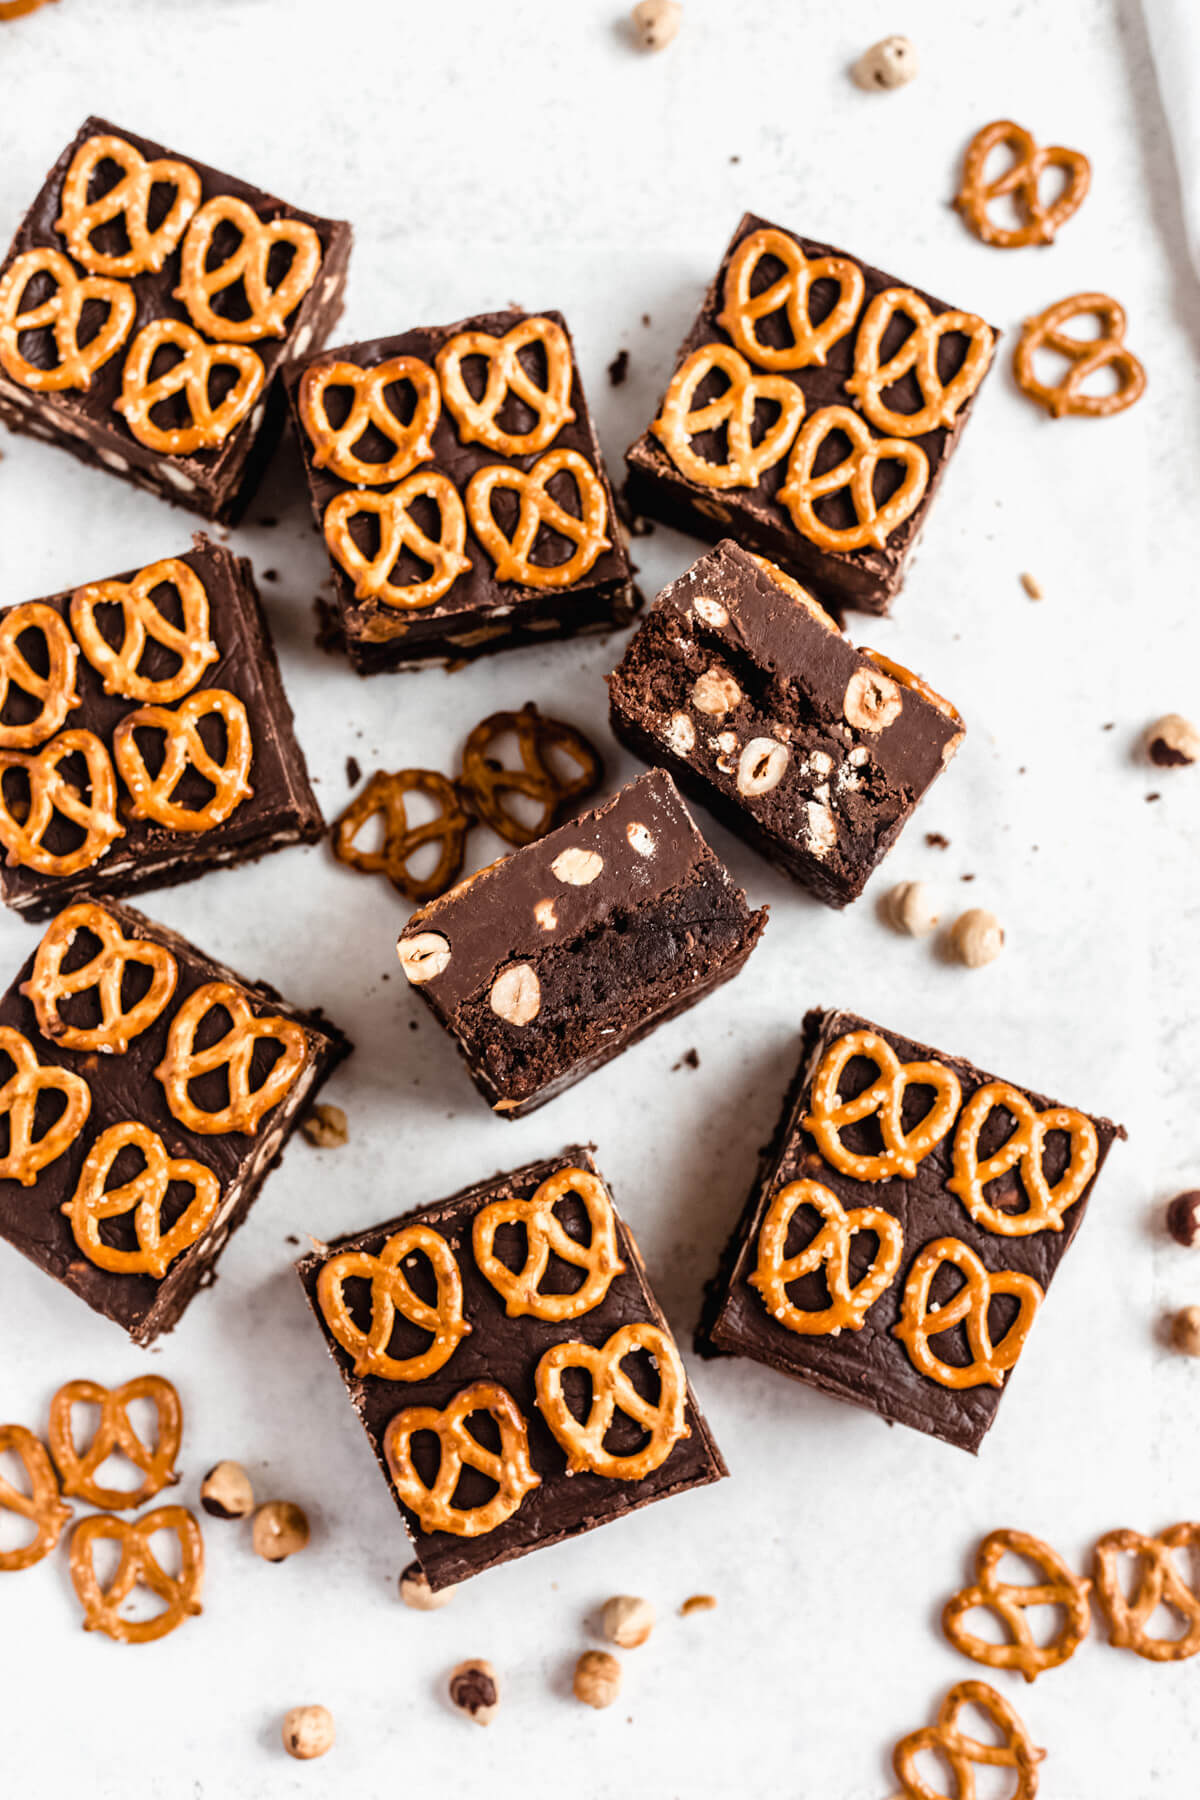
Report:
259,516,278,528
1102,722,1115,731
345,755,362,787
730,154,741,164
607,349,630,387
261,569,278,583
1146,792,1161,803
641,313,651,327
673,1048,701,1071
925,832,950,849
285,1234,300,1245
961,873,976,882
409,1018,418,1029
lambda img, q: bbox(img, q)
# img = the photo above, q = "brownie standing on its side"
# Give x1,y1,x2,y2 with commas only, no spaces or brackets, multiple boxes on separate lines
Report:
699,1008,1125,1452
608,540,963,907
296,1147,726,1588
397,770,767,1117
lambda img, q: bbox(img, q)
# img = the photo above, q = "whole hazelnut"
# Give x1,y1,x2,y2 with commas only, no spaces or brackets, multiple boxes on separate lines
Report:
1146,714,1200,767
573,1649,623,1709
600,1593,655,1649
631,0,681,51
301,1103,348,1148
252,1500,310,1563
399,1560,456,1611
886,880,940,938
200,1459,254,1520
448,1658,500,1725
1167,1191,1200,1248
851,35,918,91
281,1705,335,1761
949,908,1004,969
1170,1305,1200,1357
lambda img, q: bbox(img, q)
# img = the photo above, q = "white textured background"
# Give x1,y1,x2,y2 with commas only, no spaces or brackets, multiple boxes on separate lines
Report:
0,2,1197,1794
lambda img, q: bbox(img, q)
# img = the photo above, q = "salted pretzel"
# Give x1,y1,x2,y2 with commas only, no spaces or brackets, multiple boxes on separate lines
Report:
845,289,994,438
56,132,201,277
0,0,60,17
943,1529,1092,1683
71,558,218,703
0,247,135,392
956,120,1091,249
0,727,123,875
176,194,321,342
115,319,265,454
1014,293,1145,419
473,1166,625,1322
893,1238,1043,1391
650,342,804,489
948,1083,1097,1238
779,405,929,553
459,704,602,846
113,687,253,832
1093,1524,1200,1662
23,900,178,1054
69,1505,204,1644
0,603,79,749
383,1381,540,1538
316,1224,470,1381
332,768,471,902
437,315,575,456
48,1374,182,1510
0,1024,91,1185
298,354,440,487
535,1322,689,1480
749,1177,903,1336
155,980,310,1136
0,1424,72,1571
892,1680,1044,1800
64,1121,221,1280
465,448,611,590
801,1030,961,1182
716,226,865,370
323,471,471,611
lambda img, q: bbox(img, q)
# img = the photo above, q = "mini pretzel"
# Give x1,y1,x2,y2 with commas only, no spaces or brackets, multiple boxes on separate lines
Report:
535,1322,689,1480
0,1025,91,1185
779,405,929,552
0,247,135,392
332,768,471,902
893,1680,1044,1800
48,1375,182,1510
155,980,310,1136
465,448,611,590
0,0,60,17
473,1166,625,1322
750,1177,903,1336
317,1224,469,1381
956,120,1091,249
175,194,322,342
1014,293,1145,419
0,727,123,876
115,319,265,454
650,343,805,489
0,1424,71,1572
299,354,440,486
55,132,201,277
113,687,253,833
948,1083,1098,1237
71,558,219,703
323,471,471,611
943,1529,1092,1683
1093,1524,1200,1662
64,1121,221,1280
437,315,575,456
23,900,178,1054
383,1381,540,1538
716,226,865,370
801,1030,961,1182
893,1238,1043,1391
0,603,79,749
69,1505,203,1644
845,288,994,438
458,704,602,846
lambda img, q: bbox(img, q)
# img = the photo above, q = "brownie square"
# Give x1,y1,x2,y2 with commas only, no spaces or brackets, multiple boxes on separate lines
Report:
0,898,350,1344
296,1146,726,1588
607,539,963,906
396,769,767,1117
700,1008,1125,1452
283,308,637,672
625,213,998,616
0,117,352,521
0,534,323,919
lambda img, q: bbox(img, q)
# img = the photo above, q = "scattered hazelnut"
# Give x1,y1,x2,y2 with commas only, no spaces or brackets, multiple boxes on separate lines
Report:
448,1658,500,1725
573,1649,622,1709
1019,572,1044,600
691,668,742,716
300,1103,348,1149
949,908,1004,969
1167,1191,1200,1249
252,1500,310,1563
843,665,903,733
692,596,728,629
680,1593,718,1616
737,737,789,797
281,1705,335,1761
1146,714,1200,767
399,1560,457,1610
398,931,451,983
199,1459,254,1520
886,880,940,938
600,1593,655,1648
1170,1305,1200,1357
631,0,681,52
489,962,541,1025
551,846,604,885
626,821,655,856
851,34,918,90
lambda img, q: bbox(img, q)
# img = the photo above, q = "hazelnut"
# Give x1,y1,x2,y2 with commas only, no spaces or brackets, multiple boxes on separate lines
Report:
1146,714,1200,767
1019,572,1044,600
600,1593,655,1649
844,665,903,733
665,712,696,755
737,737,789,797
281,1705,335,1761
1170,1305,1200,1357
399,1560,457,1610
1167,1191,1200,1248
398,931,451,984
886,880,941,938
489,962,541,1025
949,908,1004,969
300,1103,348,1149
626,821,655,856
199,1459,254,1520
448,1658,500,1725
691,668,742,716
534,898,558,930
631,0,682,52
806,799,837,859
680,1593,718,1616
851,34,918,90
573,1649,622,1709
551,846,603,885
252,1500,310,1563
692,596,728,629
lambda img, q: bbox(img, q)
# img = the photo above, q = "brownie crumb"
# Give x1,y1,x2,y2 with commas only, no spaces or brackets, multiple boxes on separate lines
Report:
641,313,651,327
345,755,362,787
409,1017,418,1028
285,1235,300,1246
729,154,741,164
261,569,278,583
961,873,976,882
259,516,278,528
925,832,950,849
607,349,630,387
673,1048,701,1071
1146,792,1161,803
1102,722,1115,731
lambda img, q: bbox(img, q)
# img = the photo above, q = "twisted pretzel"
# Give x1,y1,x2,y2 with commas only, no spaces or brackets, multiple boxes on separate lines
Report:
651,343,804,489
0,1424,72,1571
175,194,322,342
317,1224,469,1381
943,1529,1092,1683
0,727,122,875
69,1505,204,1644
535,1322,689,1480
1014,293,1145,419
0,603,79,749
473,1166,625,1322
465,448,611,589
716,226,865,370
0,1024,90,1185
1093,1524,1200,1662
113,687,253,833
55,132,201,277
64,1121,221,1280
779,405,929,552
155,980,310,1136
0,247,135,392
48,1375,182,1510
383,1382,540,1538
801,1030,961,1182
332,768,471,902
324,471,470,611
893,1680,1044,1800
956,120,1091,249
437,315,575,456
948,1083,1098,1238
115,319,265,454
750,1177,903,1336
23,900,178,1054
459,704,601,846
298,353,440,487
845,288,994,438
893,1238,1043,1391
71,558,218,703
0,0,60,17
